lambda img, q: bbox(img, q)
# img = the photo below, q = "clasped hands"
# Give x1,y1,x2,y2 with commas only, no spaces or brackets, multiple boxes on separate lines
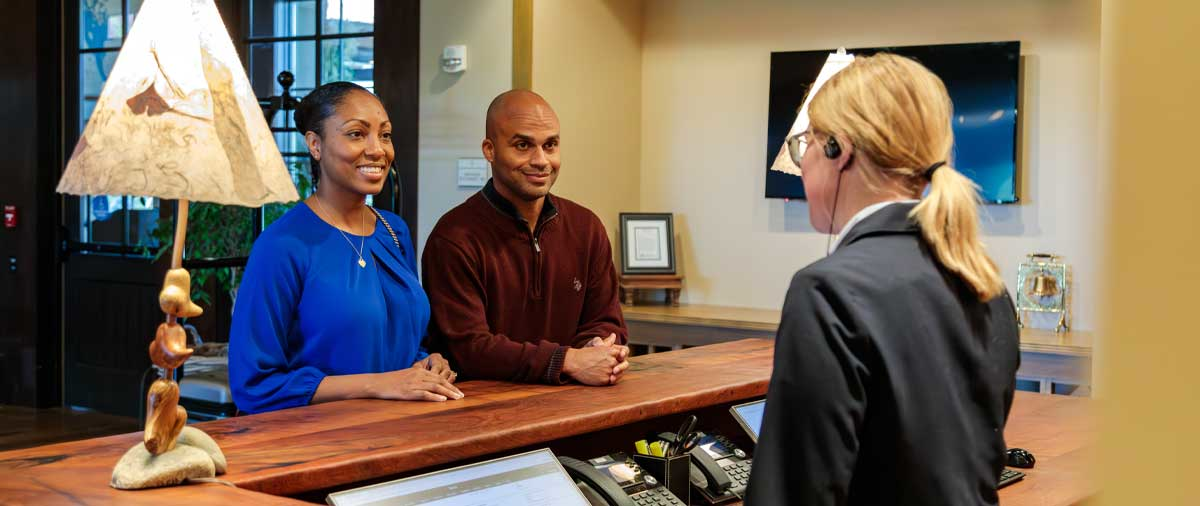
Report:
563,333,630,386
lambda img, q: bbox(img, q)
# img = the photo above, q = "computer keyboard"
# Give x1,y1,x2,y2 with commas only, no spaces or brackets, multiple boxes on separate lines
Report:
998,468,1025,489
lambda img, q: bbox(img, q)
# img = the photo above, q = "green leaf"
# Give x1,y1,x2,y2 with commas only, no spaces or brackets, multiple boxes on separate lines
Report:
143,166,312,306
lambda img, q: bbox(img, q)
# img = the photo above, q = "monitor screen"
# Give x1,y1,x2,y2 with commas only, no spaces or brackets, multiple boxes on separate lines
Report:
766,41,1020,203
731,400,765,442
326,449,589,506
697,434,738,459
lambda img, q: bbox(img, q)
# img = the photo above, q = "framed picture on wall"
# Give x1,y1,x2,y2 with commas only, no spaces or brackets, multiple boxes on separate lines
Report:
619,213,675,275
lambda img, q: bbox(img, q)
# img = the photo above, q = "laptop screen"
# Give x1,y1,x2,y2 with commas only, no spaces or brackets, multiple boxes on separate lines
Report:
731,400,766,443
326,449,588,506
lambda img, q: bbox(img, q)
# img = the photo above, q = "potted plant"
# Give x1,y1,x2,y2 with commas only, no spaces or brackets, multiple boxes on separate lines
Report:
147,163,312,309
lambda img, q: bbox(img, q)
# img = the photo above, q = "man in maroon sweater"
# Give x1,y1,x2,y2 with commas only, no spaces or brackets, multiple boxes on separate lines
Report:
422,90,630,386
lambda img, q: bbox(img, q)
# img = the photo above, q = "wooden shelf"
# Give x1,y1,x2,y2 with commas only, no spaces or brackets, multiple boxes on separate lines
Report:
620,275,685,306
1019,328,1094,357
623,303,1092,394
623,303,781,332
624,303,1092,356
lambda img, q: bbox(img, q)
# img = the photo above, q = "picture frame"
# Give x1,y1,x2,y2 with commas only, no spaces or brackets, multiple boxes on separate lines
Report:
619,213,675,275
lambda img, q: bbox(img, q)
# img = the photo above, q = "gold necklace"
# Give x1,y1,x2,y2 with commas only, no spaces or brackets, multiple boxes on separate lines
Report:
314,195,370,268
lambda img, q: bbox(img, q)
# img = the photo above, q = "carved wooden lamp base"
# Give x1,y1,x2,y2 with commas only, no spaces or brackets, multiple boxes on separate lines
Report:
111,200,225,489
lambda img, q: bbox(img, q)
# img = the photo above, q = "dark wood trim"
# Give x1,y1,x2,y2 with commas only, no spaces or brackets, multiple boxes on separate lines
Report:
313,0,323,89
62,0,81,251
63,0,80,163
0,0,40,408
373,0,419,244
245,32,369,44
35,0,64,409
214,0,243,63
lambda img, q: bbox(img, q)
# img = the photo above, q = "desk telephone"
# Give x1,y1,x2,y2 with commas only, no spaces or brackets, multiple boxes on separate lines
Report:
559,453,687,506
671,431,752,504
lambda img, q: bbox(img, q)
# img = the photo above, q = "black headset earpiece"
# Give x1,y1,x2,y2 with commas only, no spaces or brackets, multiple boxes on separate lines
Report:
824,137,842,159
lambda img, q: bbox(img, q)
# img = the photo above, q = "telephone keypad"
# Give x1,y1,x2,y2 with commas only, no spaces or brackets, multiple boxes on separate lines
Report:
724,459,752,490
632,486,685,506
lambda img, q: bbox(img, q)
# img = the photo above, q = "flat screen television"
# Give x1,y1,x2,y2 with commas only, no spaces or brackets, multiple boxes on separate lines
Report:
765,41,1020,203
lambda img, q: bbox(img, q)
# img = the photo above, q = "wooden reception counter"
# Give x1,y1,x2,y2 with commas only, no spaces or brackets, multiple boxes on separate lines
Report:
0,339,1095,505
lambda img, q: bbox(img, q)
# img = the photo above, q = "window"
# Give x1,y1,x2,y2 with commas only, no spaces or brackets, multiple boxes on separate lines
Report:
76,0,157,247
69,0,376,251
246,0,376,225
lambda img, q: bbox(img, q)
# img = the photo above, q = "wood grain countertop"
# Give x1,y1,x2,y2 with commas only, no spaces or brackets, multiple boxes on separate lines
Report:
0,339,1094,505
0,339,774,504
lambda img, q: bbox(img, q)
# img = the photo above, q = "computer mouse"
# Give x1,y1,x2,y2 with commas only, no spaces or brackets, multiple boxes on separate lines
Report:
1006,448,1036,469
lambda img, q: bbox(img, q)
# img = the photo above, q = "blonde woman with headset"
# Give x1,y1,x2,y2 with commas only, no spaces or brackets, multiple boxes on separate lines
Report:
745,54,1020,505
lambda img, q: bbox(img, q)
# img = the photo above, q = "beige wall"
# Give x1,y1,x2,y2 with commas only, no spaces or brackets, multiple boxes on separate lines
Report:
640,0,1104,330
531,0,643,245
1099,0,1200,502
417,0,512,259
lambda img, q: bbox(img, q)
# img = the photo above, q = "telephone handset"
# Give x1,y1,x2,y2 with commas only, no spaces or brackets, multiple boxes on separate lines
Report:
686,432,752,504
689,447,732,493
559,453,685,506
559,456,636,506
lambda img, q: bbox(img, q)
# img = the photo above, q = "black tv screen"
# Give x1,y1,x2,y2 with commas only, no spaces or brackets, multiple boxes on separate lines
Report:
765,41,1020,203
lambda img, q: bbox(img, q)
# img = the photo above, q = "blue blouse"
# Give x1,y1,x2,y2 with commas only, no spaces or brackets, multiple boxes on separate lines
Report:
229,204,430,414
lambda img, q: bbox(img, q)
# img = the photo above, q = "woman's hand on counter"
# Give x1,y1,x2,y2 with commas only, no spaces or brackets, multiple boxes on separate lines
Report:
414,353,457,383
371,367,465,402
312,368,465,404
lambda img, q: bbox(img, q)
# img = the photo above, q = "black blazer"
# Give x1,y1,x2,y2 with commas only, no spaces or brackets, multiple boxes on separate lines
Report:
745,202,1020,506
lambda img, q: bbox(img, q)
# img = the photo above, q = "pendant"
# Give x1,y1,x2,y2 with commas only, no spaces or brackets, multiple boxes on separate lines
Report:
358,258,366,268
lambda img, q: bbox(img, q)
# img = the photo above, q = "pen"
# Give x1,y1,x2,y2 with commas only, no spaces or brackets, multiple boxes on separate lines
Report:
679,432,701,454
672,415,697,455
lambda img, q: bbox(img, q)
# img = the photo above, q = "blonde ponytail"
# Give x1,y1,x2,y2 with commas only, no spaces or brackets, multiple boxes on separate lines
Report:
809,53,1004,301
912,166,1004,300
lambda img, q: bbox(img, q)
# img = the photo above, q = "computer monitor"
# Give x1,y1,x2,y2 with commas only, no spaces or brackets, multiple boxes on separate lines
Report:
730,399,766,443
326,448,589,506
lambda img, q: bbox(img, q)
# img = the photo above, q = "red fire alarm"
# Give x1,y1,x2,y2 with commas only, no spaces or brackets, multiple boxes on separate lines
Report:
4,205,16,229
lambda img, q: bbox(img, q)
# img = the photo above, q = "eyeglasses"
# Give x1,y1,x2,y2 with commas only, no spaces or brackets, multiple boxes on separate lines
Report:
786,130,816,168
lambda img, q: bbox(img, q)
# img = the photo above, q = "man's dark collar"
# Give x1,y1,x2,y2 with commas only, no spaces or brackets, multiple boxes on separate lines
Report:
837,201,921,248
481,178,558,225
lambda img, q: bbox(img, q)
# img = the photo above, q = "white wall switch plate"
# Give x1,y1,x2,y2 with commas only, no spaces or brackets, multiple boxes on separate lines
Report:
457,158,489,188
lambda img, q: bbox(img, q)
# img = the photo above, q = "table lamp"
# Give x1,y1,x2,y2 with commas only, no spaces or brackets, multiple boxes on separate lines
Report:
56,0,299,489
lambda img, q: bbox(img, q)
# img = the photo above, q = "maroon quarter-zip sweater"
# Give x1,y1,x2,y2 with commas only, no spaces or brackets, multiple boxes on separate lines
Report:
422,180,627,384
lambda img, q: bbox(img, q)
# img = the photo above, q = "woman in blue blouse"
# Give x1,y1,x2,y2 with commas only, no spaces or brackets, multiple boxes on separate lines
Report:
230,82,463,414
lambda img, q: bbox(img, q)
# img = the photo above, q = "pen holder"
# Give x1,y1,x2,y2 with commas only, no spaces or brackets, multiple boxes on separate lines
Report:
634,453,691,503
